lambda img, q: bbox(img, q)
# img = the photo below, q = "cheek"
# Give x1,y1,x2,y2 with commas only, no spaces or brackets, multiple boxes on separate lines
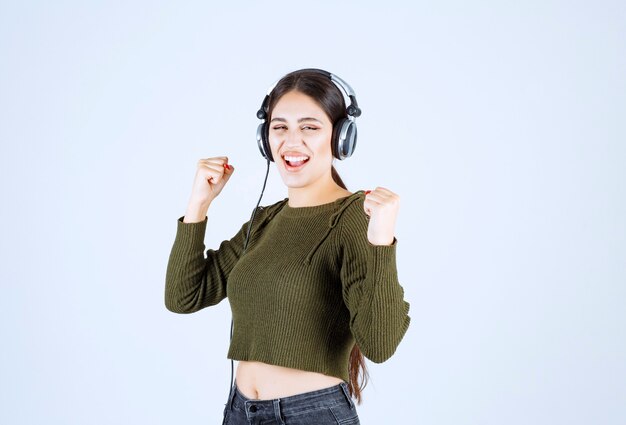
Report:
268,135,280,156
318,133,334,157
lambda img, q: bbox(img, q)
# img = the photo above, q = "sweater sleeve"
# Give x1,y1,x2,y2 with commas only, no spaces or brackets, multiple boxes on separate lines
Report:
164,215,250,314
338,199,411,363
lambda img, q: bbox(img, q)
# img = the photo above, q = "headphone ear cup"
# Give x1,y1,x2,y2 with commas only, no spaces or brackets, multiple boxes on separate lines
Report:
263,123,274,162
333,119,357,160
256,123,274,161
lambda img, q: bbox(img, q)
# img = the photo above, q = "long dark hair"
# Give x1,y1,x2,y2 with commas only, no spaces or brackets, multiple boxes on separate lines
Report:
265,69,369,405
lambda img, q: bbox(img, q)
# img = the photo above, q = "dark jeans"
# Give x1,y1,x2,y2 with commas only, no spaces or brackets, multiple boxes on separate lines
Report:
222,380,360,425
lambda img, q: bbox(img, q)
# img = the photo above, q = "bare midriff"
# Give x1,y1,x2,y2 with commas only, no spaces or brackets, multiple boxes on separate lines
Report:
235,360,344,400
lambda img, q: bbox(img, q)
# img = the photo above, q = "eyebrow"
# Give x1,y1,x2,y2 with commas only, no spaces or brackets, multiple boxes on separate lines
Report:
270,117,323,124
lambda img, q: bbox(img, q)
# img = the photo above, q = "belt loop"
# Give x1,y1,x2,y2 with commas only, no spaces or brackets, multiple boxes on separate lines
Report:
273,398,285,424
340,382,355,409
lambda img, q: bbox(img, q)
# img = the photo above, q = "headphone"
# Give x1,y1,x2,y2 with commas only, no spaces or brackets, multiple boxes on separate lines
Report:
255,68,362,161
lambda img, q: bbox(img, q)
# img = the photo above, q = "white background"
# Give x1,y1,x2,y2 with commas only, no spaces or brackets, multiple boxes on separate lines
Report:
1,1,624,424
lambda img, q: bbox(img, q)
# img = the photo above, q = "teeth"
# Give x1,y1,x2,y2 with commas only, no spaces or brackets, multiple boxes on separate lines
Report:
284,155,309,162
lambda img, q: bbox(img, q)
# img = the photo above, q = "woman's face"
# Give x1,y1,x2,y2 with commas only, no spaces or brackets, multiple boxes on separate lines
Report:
269,90,335,191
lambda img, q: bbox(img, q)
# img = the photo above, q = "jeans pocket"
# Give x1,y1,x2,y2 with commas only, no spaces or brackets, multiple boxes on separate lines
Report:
328,404,360,425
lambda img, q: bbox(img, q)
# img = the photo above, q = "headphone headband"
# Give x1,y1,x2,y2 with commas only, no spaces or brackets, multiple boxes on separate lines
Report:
257,68,361,120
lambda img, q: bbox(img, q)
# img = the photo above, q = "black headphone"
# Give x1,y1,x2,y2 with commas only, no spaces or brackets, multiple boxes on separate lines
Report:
255,68,362,162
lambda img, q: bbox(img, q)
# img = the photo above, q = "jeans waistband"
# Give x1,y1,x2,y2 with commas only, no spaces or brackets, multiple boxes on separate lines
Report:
228,380,354,418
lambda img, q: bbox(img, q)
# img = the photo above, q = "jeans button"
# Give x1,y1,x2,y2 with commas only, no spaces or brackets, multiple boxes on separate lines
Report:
249,405,257,412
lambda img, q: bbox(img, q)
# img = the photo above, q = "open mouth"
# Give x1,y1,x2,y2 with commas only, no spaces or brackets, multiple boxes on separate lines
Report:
282,154,310,170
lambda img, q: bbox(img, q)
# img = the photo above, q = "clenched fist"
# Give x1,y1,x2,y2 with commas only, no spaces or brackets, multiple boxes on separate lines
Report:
183,156,234,223
363,187,399,246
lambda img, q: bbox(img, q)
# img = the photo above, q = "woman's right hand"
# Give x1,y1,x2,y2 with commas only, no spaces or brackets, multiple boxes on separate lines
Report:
184,156,234,222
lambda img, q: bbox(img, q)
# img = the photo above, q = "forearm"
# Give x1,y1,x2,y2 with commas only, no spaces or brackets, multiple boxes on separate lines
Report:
183,200,211,223
164,217,229,313
347,244,411,363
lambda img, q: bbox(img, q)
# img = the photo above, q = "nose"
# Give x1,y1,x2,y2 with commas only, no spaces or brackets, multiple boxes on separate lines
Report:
269,127,306,158
285,127,302,142
283,128,305,147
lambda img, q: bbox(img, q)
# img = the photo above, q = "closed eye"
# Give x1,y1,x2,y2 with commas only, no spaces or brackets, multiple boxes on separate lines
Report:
271,126,318,131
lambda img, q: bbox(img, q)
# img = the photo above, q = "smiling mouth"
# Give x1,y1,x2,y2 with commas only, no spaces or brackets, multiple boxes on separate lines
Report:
282,154,310,170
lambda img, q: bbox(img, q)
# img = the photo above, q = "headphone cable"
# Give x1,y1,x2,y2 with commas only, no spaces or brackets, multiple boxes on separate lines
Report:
229,157,271,391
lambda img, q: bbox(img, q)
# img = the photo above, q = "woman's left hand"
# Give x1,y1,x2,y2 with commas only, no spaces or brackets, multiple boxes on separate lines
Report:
363,187,400,245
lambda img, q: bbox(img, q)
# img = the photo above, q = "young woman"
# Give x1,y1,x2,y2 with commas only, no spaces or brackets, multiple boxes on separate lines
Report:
165,69,411,425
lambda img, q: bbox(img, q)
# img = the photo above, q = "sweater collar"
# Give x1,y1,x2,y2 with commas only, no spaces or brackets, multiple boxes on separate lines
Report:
280,191,365,218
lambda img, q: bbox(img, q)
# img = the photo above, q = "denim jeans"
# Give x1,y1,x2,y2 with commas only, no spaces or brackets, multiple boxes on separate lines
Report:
221,380,360,425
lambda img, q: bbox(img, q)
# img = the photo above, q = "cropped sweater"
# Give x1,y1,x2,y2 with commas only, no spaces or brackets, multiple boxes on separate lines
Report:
164,191,411,383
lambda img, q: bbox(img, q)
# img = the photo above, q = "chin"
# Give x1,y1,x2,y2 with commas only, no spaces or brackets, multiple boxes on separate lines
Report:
278,174,310,189
275,161,330,190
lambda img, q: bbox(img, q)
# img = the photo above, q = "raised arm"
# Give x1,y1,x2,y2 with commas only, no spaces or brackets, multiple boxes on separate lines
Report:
164,156,238,313
339,190,411,363
165,216,248,313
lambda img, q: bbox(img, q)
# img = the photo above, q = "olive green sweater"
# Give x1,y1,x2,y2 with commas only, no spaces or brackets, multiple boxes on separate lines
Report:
165,191,411,383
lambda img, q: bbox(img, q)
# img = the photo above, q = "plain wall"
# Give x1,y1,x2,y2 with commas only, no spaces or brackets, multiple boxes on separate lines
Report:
1,1,624,424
